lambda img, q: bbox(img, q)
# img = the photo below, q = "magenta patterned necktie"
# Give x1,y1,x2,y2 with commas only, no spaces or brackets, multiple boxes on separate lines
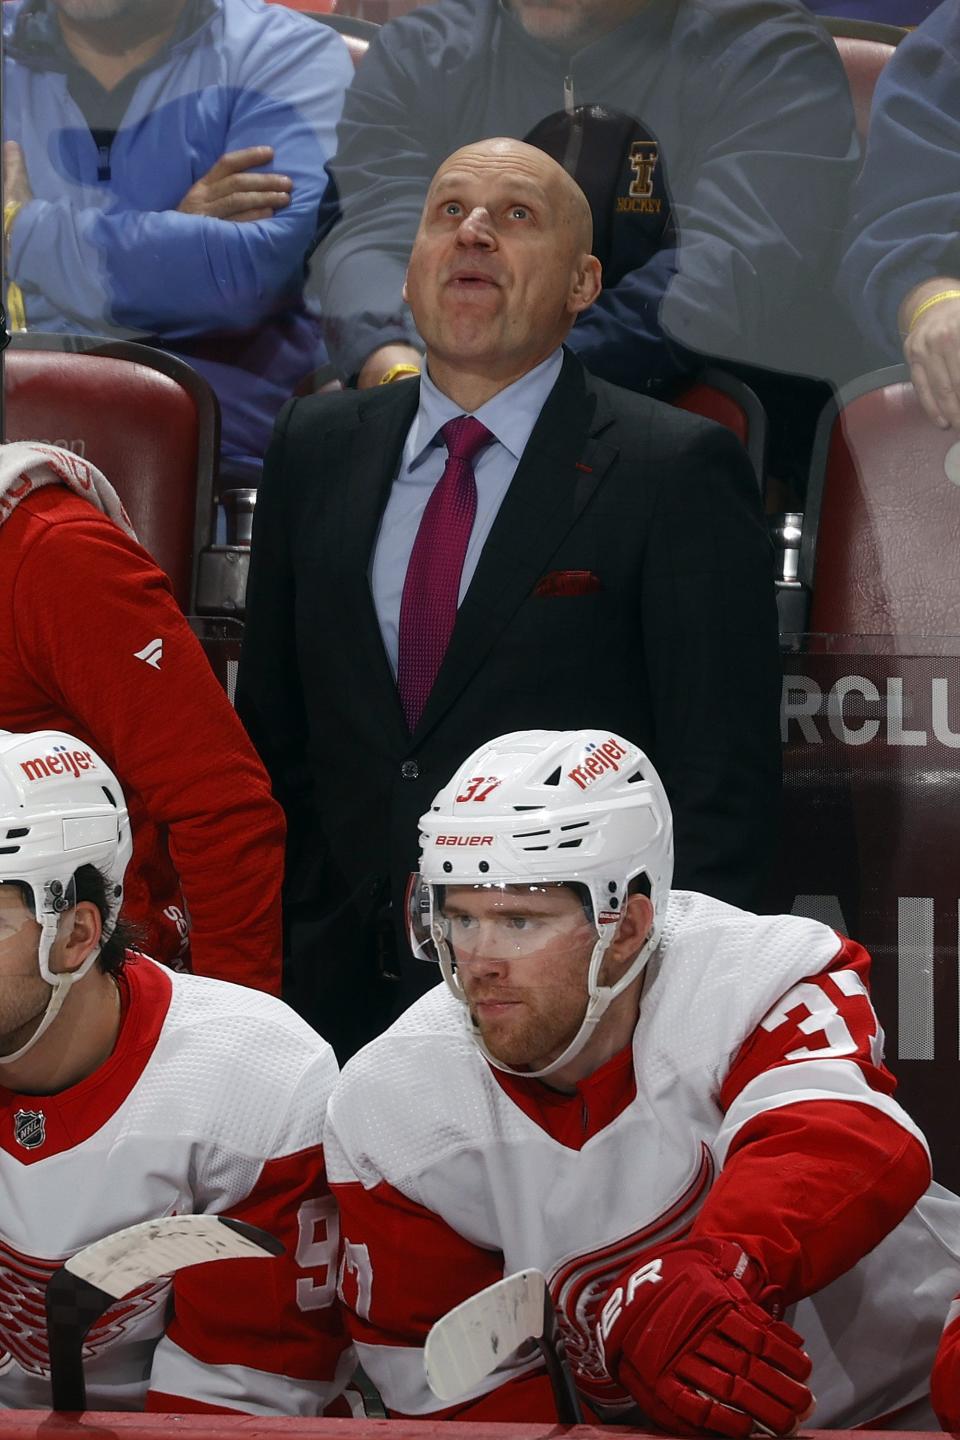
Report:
396,415,494,731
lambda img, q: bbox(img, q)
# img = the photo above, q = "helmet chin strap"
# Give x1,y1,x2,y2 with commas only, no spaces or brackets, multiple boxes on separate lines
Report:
0,912,103,1067
440,926,660,1082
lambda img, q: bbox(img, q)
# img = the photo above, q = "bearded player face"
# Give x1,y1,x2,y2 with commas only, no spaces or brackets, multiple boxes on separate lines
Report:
441,884,598,1072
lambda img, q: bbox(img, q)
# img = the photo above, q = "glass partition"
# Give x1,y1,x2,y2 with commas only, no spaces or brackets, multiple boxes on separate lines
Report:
775,635,960,1192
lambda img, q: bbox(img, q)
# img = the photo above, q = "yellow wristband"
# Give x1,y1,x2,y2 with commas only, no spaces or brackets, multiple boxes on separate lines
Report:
3,202,23,241
378,362,421,385
4,204,26,330
908,289,960,334
6,282,26,331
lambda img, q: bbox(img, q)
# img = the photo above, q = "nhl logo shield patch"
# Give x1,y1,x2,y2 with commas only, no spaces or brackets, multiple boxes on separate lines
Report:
13,1109,45,1150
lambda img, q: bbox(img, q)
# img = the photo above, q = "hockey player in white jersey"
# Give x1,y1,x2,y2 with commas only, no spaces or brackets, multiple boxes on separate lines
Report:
326,727,960,1433
0,727,352,1413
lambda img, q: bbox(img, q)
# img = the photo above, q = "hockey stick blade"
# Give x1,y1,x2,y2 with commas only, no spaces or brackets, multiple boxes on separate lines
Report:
62,1214,282,1297
425,1269,584,1424
46,1214,282,1412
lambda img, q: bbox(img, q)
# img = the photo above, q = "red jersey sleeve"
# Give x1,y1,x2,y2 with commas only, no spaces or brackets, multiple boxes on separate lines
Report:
13,512,284,993
691,936,931,1303
332,1176,556,1420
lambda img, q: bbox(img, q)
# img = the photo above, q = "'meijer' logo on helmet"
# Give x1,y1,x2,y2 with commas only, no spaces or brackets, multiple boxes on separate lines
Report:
567,738,629,791
19,745,97,783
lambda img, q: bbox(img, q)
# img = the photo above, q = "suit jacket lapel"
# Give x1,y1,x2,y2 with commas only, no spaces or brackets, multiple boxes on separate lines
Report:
336,382,420,753
413,353,618,741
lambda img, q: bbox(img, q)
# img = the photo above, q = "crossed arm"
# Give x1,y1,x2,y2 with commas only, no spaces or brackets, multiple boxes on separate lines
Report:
5,24,351,337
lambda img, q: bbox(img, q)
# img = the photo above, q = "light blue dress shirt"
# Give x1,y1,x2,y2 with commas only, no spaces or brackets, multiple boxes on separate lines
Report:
370,348,564,676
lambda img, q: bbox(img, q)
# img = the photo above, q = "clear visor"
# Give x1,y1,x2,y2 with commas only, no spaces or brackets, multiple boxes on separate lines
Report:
407,877,600,967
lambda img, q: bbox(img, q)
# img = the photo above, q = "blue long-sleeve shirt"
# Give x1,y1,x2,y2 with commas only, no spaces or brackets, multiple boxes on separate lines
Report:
839,0,960,363
5,0,353,471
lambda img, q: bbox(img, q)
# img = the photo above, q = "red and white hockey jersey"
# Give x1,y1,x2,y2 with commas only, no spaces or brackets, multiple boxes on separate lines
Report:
326,891,960,1427
0,957,352,1414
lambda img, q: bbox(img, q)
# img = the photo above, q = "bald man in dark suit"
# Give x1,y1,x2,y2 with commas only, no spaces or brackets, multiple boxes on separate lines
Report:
237,140,781,1059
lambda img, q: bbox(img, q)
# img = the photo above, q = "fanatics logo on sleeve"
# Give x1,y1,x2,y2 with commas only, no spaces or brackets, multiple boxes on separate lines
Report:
133,638,163,670
13,1110,45,1150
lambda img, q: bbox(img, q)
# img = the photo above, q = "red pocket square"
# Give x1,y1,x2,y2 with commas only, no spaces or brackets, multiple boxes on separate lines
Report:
534,569,603,597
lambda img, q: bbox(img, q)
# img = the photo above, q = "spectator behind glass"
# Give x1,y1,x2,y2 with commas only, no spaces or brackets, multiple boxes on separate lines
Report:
840,0,960,430
312,0,859,401
0,440,285,993
803,1,937,22
2,0,353,485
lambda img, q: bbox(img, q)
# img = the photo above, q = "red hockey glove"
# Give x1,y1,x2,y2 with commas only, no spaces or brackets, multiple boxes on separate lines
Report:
597,1236,813,1437
932,1305,960,1431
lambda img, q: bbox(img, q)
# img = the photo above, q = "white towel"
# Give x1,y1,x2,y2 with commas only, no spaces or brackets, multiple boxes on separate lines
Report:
0,441,138,540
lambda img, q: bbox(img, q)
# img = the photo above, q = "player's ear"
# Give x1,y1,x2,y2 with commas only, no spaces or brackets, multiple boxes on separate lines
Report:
604,894,653,978
51,901,102,976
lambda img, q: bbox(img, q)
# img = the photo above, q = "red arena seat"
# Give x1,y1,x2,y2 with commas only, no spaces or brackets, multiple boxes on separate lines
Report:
821,17,907,143
802,365,960,637
5,334,218,614
671,367,767,490
306,11,377,63
267,0,335,11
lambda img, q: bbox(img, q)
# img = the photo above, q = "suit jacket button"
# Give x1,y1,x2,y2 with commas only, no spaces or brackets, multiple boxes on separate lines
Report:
401,760,420,780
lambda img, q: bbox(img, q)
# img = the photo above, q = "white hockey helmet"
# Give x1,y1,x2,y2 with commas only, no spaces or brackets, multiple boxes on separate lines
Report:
0,729,132,1062
408,728,673,1078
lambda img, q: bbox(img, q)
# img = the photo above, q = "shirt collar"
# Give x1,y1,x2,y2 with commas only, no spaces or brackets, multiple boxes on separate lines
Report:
408,348,564,470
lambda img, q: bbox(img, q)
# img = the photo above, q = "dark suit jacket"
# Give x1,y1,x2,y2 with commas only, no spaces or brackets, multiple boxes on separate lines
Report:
236,351,782,1059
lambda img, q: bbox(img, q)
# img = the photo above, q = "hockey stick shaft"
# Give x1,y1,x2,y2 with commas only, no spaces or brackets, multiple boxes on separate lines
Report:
45,1271,113,1412
540,1288,584,1425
